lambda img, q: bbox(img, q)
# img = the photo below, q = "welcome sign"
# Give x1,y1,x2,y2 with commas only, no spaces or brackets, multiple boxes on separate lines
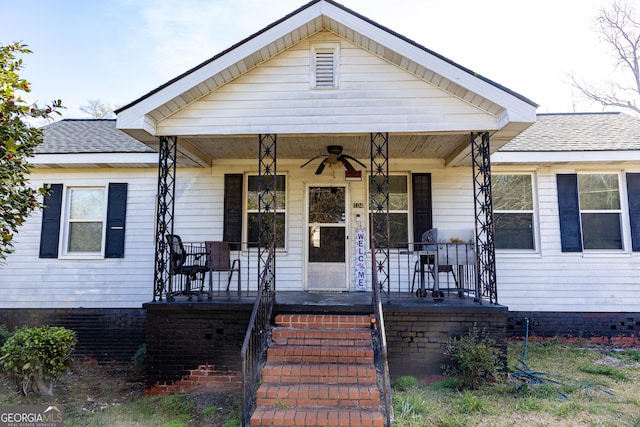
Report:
354,226,367,291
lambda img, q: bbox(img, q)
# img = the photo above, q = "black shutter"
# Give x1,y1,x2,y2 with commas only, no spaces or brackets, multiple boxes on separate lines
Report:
412,173,432,251
223,174,243,250
626,173,640,251
556,174,582,252
39,183,63,258
105,183,128,258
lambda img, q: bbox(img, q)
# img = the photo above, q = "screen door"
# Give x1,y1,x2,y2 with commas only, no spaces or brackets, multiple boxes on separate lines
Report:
306,186,348,290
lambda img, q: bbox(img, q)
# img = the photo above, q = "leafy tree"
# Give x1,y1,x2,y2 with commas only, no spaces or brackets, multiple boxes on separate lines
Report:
79,98,114,119
0,42,63,262
570,0,640,114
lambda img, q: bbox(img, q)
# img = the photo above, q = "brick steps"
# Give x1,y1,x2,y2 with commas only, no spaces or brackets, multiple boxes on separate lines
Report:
267,346,374,364
256,384,381,407
261,363,378,384
250,313,385,427
250,407,384,427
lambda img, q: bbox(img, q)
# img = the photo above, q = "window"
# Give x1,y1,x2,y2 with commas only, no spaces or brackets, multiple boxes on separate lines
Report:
311,44,339,88
493,174,535,250
557,173,625,252
40,183,128,259
63,187,106,255
369,175,409,247
578,173,622,249
246,175,287,248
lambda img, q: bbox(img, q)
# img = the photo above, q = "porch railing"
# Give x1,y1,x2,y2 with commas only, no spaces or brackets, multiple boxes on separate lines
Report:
157,239,486,303
371,244,394,427
387,241,480,301
240,243,275,427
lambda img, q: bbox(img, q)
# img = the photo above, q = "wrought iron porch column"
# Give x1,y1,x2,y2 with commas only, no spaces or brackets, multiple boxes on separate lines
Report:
153,136,177,301
370,132,390,295
471,132,498,304
258,134,277,292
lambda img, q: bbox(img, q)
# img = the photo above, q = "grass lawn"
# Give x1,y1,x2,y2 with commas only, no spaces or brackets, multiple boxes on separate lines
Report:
392,342,640,427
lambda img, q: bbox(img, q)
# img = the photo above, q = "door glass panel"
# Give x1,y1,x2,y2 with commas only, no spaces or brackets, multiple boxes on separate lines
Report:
309,226,345,262
309,187,345,224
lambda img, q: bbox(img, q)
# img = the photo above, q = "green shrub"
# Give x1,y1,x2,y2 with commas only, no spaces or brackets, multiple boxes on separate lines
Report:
393,375,419,391
0,325,11,348
132,343,146,367
0,325,76,395
442,325,501,390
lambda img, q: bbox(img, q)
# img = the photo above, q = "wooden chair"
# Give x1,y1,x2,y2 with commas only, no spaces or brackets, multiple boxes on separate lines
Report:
166,234,208,300
205,241,241,296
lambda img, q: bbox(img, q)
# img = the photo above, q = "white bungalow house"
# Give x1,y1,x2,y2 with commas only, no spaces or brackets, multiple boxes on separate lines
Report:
1,0,639,424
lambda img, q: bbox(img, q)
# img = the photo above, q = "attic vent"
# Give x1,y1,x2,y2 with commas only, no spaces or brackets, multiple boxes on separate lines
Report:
315,51,335,87
311,44,339,89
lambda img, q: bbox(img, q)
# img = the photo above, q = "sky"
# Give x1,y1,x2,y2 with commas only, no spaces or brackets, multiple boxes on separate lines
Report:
3,0,621,119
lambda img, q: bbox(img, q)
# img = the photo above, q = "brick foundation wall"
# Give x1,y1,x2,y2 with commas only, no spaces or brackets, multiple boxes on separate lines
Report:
0,308,146,362
144,302,253,388
383,305,508,379
507,312,640,346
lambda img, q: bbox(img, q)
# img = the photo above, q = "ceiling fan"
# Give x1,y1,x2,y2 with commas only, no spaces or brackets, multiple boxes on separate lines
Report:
300,145,366,175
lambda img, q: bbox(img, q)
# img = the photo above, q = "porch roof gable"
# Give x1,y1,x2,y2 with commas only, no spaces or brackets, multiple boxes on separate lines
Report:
116,0,537,146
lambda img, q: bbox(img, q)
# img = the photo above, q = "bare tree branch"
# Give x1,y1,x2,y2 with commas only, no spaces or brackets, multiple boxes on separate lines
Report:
570,0,640,115
79,99,114,119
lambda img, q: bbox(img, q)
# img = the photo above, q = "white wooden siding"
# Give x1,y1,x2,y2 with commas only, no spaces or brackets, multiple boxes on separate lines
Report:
4,160,639,312
0,168,158,309
156,33,498,136
494,166,640,312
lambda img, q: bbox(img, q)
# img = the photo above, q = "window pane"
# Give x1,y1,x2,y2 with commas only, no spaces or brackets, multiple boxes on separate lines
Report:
369,176,407,210
581,213,622,249
69,189,104,219
494,213,534,249
372,213,408,247
248,176,286,210
308,226,345,262
248,213,285,247
493,175,533,210
68,222,103,252
578,174,620,210
309,187,345,224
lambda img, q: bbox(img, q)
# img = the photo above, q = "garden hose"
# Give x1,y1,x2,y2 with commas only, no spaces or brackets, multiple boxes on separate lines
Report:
510,318,614,400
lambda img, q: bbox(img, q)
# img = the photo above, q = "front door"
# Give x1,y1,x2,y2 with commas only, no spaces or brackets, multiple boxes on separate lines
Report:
305,186,348,290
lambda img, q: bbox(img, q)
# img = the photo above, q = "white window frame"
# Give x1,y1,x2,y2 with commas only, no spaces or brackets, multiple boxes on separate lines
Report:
310,43,340,89
577,171,627,253
493,172,539,253
244,173,288,250
60,186,108,259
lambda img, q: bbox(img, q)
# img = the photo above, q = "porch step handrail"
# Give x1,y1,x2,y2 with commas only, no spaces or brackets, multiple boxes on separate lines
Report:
240,243,275,427
371,243,394,427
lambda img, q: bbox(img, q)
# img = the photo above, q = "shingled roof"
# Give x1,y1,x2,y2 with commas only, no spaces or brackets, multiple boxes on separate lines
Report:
39,113,640,156
500,112,640,152
37,119,155,154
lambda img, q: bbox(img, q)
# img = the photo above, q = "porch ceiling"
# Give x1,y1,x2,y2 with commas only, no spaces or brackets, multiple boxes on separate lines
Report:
154,132,481,168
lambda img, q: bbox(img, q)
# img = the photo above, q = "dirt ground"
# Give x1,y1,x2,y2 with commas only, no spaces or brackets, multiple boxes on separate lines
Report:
0,361,241,426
